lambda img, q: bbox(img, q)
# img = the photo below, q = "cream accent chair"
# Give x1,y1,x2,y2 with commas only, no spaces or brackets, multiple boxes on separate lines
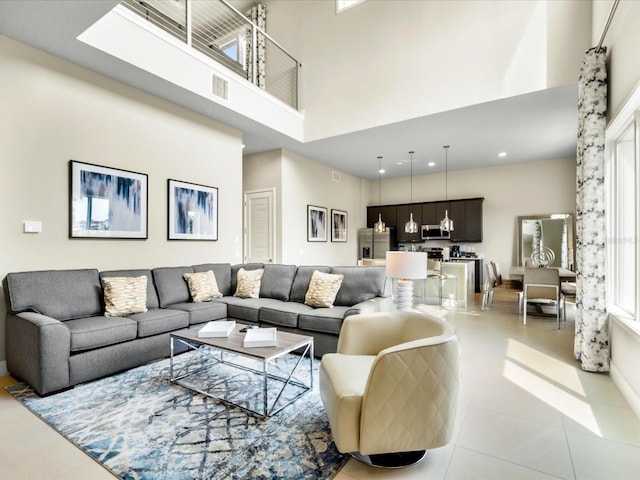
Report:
319,311,460,468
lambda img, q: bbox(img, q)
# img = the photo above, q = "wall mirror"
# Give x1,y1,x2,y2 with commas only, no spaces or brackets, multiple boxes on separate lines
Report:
517,214,575,269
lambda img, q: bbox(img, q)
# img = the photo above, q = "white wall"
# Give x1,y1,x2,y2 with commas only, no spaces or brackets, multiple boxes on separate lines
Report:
265,0,591,141
0,36,244,367
367,157,577,275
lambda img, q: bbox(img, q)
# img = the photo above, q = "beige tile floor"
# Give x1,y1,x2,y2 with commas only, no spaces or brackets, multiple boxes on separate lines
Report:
2,296,640,479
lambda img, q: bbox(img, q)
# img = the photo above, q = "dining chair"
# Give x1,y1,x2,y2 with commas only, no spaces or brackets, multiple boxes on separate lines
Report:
522,267,563,327
482,261,522,312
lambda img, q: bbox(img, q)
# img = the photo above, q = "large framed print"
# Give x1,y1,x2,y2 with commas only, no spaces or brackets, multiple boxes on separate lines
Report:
168,179,218,241
69,160,148,239
307,205,327,242
331,209,347,242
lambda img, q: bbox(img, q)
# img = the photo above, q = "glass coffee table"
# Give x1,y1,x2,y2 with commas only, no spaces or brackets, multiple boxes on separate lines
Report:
170,324,314,419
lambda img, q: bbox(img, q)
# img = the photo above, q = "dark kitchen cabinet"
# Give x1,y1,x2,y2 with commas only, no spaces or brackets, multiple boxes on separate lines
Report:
449,198,483,242
449,200,467,242
396,204,422,243
465,198,483,242
367,205,397,228
421,201,449,226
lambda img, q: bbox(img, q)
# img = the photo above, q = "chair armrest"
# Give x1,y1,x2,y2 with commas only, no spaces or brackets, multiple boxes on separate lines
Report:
6,312,71,395
344,296,394,317
337,312,407,355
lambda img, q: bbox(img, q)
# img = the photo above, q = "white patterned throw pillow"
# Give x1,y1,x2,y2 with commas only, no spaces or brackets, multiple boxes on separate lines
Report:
183,270,223,302
234,268,264,299
304,270,344,308
103,276,148,317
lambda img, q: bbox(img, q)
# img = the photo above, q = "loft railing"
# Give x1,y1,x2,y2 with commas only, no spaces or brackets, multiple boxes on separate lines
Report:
121,0,299,109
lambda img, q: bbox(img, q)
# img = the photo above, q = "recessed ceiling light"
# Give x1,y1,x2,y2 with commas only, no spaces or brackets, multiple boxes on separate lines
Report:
498,151,507,157
428,162,435,167
396,161,404,165
378,169,386,174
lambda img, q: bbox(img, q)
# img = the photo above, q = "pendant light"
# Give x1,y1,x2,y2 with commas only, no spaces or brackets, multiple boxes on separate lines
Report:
440,145,454,232
404,151,419,234
373,156,386,233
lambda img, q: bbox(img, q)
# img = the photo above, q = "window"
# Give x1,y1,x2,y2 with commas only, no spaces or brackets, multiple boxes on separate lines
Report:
336,0,366,14
607,99,640,323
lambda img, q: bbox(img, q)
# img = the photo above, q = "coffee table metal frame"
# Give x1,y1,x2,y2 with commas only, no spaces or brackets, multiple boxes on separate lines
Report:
170,326,314,419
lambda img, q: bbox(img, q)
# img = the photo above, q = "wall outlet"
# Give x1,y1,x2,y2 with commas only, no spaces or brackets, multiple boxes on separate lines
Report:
23,221,42,233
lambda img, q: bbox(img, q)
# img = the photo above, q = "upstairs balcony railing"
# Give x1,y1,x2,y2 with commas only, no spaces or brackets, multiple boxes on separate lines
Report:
121,0,299,110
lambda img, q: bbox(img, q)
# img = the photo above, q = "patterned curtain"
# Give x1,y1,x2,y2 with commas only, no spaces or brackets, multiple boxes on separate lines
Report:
246,3,266,90
574,47,609,372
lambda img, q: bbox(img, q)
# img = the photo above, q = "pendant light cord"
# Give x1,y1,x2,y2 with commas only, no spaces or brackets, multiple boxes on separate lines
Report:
377,156,383,204
409,151,414,202
444,145,450,201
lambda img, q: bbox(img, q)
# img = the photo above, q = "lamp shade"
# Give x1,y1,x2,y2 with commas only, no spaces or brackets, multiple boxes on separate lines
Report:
385,251,427,279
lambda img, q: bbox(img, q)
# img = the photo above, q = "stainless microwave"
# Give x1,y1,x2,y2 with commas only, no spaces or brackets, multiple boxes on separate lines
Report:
421,224,450,240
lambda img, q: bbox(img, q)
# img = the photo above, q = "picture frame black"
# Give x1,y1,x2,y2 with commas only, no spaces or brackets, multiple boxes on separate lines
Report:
307,205,327,242
168,179,218,241
331,209,348,242
69,160,148,239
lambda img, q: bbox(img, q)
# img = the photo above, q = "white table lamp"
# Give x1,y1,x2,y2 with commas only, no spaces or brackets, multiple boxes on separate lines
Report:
386,251,428,311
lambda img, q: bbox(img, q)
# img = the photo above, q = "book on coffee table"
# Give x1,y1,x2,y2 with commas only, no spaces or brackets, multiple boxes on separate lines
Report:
243,327,277,348
198,320,236,338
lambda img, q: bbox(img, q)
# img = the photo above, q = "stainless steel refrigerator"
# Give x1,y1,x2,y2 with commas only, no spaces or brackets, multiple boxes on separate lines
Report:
357,228,398,260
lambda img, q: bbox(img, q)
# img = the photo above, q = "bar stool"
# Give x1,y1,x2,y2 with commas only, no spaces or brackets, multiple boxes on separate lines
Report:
427,260,457,309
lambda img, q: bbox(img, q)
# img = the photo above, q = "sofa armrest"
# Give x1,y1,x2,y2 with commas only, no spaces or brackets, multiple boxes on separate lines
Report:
6,312,71,395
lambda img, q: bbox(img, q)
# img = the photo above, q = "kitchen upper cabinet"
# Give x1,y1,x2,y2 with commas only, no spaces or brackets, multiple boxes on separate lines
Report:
449,198,483,242
367,205,397,228
396,204,422,243
449,200,467,242
421,201,449,225
464,198,483,242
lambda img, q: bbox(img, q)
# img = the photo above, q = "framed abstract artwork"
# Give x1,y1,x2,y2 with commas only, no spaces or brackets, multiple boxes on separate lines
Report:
307,205,327,242
69,160,148,239
331,209,348,242
168,179,218,240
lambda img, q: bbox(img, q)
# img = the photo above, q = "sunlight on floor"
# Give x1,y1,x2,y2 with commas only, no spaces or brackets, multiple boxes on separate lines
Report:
503,338,603,436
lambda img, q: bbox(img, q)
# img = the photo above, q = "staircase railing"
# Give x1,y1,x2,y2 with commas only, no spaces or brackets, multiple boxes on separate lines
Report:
121,0,299,110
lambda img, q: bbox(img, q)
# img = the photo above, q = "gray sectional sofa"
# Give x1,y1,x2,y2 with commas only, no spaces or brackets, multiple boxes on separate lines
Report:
4,263,391,396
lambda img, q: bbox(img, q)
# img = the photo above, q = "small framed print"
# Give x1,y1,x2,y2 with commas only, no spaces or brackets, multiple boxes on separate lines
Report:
331,209,347,242
307,205,327,242
168,179,218,241
69,160,148,239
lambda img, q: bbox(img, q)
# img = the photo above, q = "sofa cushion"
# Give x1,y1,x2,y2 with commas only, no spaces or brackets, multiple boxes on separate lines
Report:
192,263,232,296
127,308,189,337
64,316,138,352
152,266,194,308
183,271,223,302
5,269,103,321
167,301,227,325
304,271,344,308
298,306,352,335
290,266,331,303
330,266,386,306
234,268,264,299
230,263,264,293
259,302,315,328
102,276,149,317
100,269,159,309
223,297,282,322
260,264,297,301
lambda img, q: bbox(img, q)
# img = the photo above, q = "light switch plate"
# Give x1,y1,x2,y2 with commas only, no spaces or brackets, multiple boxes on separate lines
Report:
23,221,42,233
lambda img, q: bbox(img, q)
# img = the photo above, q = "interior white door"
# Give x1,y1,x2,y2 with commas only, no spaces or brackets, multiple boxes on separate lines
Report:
244,189,275,264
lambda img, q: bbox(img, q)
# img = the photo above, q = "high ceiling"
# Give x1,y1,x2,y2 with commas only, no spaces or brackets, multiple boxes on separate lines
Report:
0,0,579,180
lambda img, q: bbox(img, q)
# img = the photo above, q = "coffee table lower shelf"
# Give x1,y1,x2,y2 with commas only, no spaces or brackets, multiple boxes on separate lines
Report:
169,329,314,419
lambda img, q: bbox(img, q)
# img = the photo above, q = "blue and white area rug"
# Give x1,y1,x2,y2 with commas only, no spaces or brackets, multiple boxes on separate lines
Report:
7,351,348,480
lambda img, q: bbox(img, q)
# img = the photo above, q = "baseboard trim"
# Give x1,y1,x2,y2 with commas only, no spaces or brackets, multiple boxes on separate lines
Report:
0,361,8,377
610,361,640,420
